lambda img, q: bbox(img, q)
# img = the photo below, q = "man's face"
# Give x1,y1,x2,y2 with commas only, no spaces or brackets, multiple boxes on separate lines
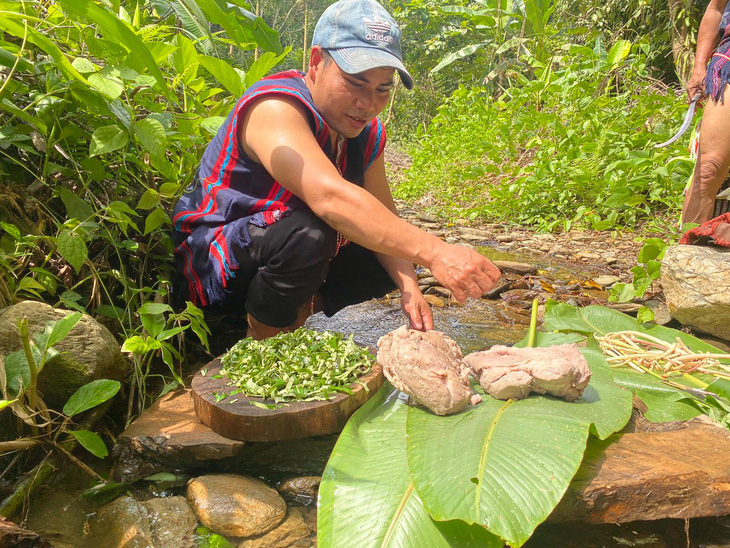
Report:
309,50,395,139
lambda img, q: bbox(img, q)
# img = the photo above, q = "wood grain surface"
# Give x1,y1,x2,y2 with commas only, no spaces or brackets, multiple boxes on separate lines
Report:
191,360,384,441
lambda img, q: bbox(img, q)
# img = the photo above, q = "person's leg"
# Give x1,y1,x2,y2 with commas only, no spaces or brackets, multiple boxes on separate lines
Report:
318,243,397,317
682,87,730,225
241,209,338,337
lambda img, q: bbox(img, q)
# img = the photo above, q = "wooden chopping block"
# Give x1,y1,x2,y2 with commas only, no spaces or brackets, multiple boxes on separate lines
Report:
191,360,384,442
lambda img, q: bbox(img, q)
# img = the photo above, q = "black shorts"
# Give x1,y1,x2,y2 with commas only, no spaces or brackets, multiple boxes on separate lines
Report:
211,209,396,327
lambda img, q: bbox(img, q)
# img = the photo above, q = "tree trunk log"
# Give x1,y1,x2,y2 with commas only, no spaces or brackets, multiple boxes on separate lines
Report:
668,0,701,86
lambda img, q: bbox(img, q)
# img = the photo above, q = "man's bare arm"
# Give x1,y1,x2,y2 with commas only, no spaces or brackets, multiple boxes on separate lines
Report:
688,0,730,100
240,96,500,300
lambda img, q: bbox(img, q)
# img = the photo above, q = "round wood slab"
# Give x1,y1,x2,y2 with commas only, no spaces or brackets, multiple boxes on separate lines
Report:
191,359,384,442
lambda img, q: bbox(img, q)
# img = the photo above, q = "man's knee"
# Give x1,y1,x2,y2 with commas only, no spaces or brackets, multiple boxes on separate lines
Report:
287,210,338,260
698,156,727,191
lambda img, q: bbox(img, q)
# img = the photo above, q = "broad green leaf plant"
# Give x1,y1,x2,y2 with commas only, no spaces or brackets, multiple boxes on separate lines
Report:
0,0,288,417
318,314,633,547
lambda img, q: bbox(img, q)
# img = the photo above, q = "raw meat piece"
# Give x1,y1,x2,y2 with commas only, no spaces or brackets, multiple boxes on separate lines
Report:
377,326,472,415
464,344,591,401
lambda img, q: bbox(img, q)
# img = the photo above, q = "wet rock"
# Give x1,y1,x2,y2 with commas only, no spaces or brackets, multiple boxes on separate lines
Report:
661,245,730,340
299,506,317,533
461,233,490,243
277,476,320,503
459,227,493,239
24,484,87,548
532,234,555,242
237,507,313,548
593,275,621,288
418,221,441,230
491,260,537,275
484,281,513,299
415,213,439,223
85,496,152,548
0,517,51,548
576,251,601,261
644,300,673,326
495,234,514,243
429,286,452,299
187,474,286,538
0,301,129,407
141,496,198,548
423,294,445,308
606,302,642,314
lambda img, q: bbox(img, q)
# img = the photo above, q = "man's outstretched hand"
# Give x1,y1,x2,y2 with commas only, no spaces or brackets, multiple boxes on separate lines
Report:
400,288,434,331
429,242,501,303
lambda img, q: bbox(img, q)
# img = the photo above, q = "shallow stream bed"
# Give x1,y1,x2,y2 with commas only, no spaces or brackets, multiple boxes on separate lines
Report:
19,245,730,547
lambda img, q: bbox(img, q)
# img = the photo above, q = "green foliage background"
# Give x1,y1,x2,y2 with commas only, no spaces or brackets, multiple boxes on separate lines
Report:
0,0,708,413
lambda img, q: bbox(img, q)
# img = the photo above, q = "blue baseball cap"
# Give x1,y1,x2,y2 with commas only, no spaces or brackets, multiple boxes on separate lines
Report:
312,0,413,89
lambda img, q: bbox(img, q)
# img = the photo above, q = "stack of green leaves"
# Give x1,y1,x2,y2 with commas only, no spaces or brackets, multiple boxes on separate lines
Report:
218,328,374,403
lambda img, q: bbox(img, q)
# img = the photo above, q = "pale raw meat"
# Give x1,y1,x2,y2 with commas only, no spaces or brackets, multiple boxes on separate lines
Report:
464,344,591,401
377,326,472,415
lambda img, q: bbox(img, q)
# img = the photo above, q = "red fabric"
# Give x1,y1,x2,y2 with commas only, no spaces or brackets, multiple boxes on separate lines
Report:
679,212,730,246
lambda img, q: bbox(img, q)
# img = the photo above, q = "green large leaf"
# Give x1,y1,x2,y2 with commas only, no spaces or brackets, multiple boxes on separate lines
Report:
243,49,290,89
89,124,129,156
0,98,47,133
63,379,120,417
57,229,88,273
407,345,631,547
198,55,244,96
134,117,167,157
88,72,124,100
44,311,82,350
168,0,217,55
431,42,488,74
3,350,31,398
0,45,34,72
0,17,88,85
57,0,171,98
544,301,729,355
318,384,502,548
607,40,632,70
56,187,94,221
612,368,704,422
68,429,108,458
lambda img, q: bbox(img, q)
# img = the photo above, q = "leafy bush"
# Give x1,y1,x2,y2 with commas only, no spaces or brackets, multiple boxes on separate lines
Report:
0,0,287,414
396,40,694,231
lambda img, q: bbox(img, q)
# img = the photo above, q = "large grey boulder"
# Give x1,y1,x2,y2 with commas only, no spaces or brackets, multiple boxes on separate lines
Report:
0,301,129,407
661,245,730,340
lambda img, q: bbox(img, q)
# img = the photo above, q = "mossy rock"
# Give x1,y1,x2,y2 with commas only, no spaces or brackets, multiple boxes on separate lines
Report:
0,300,130,408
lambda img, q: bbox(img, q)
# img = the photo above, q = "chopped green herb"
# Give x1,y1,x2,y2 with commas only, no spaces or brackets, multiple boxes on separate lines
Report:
219,328,374,403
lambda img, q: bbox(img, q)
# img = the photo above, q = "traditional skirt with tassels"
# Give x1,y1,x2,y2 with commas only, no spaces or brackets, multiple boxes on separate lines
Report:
704,3,730,102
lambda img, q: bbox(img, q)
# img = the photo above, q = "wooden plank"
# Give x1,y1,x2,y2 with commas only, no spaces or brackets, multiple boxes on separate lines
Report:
191,360,384,442
112,390,247,482
551,418,730,523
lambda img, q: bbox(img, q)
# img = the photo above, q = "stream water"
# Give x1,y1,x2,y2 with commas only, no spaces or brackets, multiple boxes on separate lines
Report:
19,245,730,547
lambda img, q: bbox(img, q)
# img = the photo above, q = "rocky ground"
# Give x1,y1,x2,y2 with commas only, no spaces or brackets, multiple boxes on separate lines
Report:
385,148,646,285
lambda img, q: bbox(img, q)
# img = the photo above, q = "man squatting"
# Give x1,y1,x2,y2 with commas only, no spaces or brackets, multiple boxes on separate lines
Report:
172,0,501,340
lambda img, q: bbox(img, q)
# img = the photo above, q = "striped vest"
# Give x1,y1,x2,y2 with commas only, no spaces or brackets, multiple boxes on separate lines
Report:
172,70,386,307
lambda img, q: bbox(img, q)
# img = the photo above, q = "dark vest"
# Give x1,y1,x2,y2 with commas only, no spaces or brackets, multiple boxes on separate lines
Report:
172,70,386,307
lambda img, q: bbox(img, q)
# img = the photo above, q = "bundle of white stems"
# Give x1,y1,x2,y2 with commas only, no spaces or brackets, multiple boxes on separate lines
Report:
596,331,730,380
